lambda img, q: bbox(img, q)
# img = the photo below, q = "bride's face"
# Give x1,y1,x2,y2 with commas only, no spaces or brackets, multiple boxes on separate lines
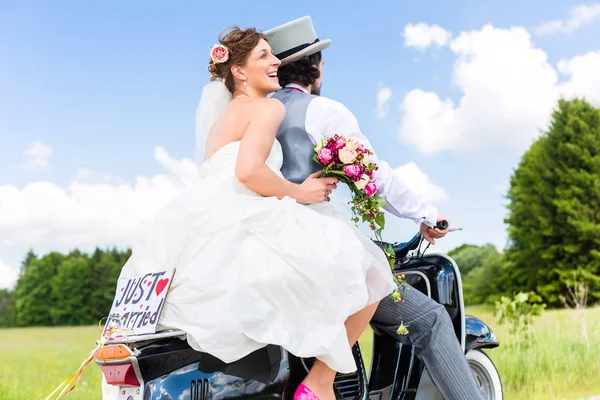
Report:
239,39,281,95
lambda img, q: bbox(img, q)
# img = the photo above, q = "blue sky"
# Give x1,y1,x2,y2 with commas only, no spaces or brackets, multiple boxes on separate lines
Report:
2,0,600,288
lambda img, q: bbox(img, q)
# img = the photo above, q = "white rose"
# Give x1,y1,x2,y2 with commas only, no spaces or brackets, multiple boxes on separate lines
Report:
362,153,371,166
354,174,370,190
339,148,358,164
315,139,325,151
346,140,359,151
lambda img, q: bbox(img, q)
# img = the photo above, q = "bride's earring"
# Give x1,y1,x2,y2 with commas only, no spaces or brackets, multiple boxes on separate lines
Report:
243,79,247,86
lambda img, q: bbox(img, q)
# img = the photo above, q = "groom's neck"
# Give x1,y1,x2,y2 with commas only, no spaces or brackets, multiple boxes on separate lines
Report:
289,81,312,93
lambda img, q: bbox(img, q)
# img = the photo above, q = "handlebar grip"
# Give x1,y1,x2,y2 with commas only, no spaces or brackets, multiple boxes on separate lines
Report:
436,220,449,230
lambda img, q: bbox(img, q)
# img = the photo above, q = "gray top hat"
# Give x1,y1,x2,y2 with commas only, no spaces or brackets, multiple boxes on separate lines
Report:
264,16,331,66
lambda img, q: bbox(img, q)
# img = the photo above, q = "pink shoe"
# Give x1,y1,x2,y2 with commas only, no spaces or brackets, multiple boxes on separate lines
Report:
293,384,320,400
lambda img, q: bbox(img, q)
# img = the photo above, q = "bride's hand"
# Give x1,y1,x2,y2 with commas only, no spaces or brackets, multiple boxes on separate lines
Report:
298,171,339,204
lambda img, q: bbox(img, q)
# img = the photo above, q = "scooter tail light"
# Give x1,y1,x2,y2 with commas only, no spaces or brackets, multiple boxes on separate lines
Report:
94,344,132,361
100,363,140,387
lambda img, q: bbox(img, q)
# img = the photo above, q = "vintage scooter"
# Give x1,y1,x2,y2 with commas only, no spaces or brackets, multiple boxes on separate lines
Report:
97,226,502,400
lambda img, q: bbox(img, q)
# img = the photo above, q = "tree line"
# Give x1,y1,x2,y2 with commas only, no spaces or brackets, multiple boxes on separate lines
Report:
0,248,130,327
1,98,599,327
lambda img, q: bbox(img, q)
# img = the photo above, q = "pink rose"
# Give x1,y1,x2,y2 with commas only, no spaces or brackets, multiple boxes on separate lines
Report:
210,44,229,64
325,138,337,150
339,148,358,164
343,163,363,178
317,148,334,165
364,181,378,196
334,137,346,150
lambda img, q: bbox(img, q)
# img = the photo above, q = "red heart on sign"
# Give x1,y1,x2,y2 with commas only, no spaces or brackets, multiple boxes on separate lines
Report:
147,281,151,287
140,304,143,308
120,287,124,292
123,308,127,311
155,278,169,296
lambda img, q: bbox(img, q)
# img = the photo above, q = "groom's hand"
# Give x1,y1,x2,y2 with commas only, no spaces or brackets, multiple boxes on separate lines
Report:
420,212,450,244
298,171,339,204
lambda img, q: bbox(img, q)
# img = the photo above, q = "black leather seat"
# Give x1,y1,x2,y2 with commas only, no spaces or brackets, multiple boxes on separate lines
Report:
373,233,422,262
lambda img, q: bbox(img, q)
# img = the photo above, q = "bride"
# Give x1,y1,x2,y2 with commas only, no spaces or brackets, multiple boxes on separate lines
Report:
119,26,396,400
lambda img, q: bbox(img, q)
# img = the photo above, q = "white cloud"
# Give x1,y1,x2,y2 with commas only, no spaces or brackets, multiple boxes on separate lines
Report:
0,257,18,289
75,168,127,185
398,24,600,156
394,163,448,204
152,147,198,186
534,3,600,36
558,51,600,104
403,23,452,51
377,87,393,118
20,141,53,170
0,147,197,256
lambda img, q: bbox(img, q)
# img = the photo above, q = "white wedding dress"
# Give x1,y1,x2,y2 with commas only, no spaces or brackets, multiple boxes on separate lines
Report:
119,139,396,373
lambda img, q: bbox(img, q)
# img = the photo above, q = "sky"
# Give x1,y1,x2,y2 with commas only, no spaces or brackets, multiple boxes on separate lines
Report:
2,0,600,289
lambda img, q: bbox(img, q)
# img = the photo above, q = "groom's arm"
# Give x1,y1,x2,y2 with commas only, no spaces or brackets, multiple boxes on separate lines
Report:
305,97,438,227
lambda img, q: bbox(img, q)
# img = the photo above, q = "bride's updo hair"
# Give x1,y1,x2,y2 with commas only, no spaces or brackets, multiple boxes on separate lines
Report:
208,27,265,94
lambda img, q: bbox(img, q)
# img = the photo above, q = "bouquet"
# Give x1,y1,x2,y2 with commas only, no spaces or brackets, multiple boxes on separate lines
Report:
314,135,387,238
313,135,410,319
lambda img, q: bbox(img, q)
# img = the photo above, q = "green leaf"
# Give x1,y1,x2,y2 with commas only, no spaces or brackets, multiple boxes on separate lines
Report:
373,195,388,208
375,212,386,230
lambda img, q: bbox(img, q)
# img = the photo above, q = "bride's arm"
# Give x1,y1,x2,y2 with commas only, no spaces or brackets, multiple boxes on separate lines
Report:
235,99,328,204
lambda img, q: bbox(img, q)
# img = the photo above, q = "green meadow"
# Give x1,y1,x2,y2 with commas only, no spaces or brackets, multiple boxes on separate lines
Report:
0,307,598,400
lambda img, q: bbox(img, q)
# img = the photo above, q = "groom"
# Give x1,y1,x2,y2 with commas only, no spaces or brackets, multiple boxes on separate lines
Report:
265,17,484,400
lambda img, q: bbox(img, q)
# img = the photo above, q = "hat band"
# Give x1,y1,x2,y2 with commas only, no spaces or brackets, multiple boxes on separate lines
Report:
275,38,320,60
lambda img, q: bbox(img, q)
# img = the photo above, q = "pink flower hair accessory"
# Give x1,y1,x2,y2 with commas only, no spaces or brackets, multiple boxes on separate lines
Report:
210,44,229,64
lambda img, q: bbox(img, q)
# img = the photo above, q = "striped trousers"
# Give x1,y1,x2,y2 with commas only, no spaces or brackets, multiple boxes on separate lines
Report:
372,284,484,400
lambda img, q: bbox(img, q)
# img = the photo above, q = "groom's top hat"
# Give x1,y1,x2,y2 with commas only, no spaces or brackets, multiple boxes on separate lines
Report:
264,16,331,66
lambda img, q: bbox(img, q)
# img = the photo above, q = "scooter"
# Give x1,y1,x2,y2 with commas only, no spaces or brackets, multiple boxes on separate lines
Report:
97,230,502,400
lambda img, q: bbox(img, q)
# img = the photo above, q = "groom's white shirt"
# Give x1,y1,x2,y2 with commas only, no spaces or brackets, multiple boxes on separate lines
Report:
285,83,438,227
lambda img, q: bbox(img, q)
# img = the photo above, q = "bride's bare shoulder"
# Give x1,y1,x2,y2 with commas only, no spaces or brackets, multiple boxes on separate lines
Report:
234,97,286,119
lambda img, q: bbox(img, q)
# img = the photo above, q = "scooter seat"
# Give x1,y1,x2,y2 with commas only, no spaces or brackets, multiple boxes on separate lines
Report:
374,233,422,263
136,337,283,384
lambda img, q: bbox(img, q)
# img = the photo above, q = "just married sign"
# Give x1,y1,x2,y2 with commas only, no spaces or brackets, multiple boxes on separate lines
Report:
102,269,175,337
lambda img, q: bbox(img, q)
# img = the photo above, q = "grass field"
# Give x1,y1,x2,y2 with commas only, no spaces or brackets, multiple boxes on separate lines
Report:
0,307,598,400
464,306,600,400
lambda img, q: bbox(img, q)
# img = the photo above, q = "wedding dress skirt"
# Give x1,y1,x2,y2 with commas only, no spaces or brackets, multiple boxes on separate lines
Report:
119,139,396,373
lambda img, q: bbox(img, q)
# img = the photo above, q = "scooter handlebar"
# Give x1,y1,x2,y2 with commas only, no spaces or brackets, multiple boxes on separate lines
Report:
436,220,449,230
435,220,463,232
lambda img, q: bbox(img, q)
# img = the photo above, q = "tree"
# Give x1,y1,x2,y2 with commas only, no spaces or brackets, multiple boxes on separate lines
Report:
20,249,37,274
89,251,123,322
449,244,508,305
10,247,131,327
505,98,600,306
465,251,508,304
449,244,499,276
15,253,63,326
0,289,16,327
50,257,94,325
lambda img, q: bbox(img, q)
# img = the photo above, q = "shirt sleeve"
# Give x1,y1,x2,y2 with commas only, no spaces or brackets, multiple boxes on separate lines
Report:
306,97,438,226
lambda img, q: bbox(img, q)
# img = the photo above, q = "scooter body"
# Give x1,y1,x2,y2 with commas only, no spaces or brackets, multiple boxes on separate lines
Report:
98,235,501,400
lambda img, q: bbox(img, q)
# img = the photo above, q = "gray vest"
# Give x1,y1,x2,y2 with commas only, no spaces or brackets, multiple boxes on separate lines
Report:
272,89,322,184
